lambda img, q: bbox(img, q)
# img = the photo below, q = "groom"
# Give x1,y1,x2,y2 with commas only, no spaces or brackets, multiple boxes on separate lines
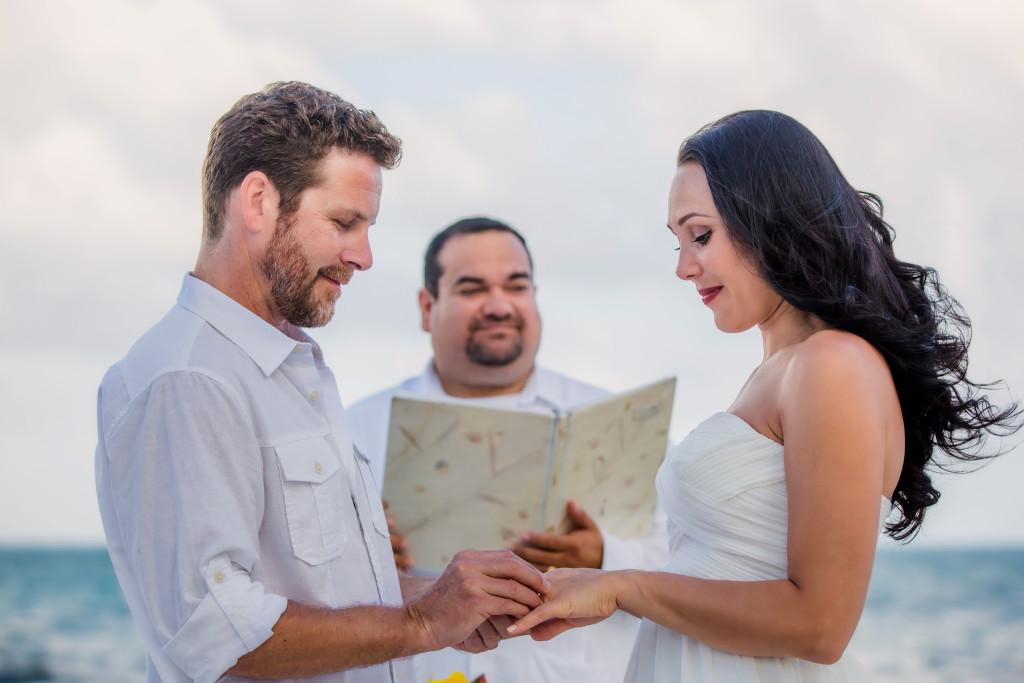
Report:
94,83,549,683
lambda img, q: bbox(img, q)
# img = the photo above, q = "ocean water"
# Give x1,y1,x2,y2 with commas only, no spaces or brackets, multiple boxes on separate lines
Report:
1,547,1021,682
850,548,1024,682
0,548,144,682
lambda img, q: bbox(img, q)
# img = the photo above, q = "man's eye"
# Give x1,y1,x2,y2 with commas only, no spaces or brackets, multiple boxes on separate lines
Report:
693,230,712,245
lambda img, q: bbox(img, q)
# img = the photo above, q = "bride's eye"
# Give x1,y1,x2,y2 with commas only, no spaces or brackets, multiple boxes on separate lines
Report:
693,230,712,245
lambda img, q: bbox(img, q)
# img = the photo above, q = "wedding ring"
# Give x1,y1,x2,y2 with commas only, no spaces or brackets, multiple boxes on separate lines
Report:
546,564,557,572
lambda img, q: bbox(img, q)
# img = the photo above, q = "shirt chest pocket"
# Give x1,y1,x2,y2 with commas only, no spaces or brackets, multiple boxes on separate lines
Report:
352,447,391,540
275,437,349,565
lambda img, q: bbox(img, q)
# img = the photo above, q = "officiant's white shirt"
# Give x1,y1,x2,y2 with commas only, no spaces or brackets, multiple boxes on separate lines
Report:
96,274,412,683
348,362,670,683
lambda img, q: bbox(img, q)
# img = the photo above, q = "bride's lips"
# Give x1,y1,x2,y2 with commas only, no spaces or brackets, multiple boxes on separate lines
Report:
698,286,722,306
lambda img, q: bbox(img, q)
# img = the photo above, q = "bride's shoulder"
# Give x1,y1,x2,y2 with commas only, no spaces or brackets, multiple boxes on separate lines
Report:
776,330,900,450
799,328,884,361
784,329,892,393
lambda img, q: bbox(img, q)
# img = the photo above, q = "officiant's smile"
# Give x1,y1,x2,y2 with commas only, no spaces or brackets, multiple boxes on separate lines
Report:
467,311,525,365
419,225,542,398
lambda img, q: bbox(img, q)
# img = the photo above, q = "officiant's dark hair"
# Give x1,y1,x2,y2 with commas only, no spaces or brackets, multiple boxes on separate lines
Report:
424,217,533,297
677,109,1020,541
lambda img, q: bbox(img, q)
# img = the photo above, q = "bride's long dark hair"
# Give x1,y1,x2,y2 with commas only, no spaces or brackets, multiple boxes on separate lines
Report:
678,110,1020,540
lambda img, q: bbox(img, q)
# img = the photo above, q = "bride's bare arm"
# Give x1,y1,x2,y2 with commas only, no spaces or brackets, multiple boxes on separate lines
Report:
512,332,901,664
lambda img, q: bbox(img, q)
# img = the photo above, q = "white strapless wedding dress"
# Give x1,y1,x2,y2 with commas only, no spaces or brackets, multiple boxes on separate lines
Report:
624,412,888,682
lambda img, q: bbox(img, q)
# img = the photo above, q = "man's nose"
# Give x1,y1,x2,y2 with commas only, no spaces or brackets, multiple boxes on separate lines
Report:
343,231,372,271
481,288,514,317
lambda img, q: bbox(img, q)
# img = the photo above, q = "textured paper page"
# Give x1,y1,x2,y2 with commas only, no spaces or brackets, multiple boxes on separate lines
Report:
544,377,676,538
382,396,556,573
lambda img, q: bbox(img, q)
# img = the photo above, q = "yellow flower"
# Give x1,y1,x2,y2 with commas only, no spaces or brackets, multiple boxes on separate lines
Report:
427,673,486,683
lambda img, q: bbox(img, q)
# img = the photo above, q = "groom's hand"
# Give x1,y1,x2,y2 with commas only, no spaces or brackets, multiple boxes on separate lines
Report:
454,614,520,652
405,549,550,653
510,500,603,571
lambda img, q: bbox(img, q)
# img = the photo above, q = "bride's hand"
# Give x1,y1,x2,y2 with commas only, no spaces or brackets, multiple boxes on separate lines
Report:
507,567,621,641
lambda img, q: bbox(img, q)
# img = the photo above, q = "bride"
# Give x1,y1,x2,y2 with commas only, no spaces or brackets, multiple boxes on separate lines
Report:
507,110,1019,680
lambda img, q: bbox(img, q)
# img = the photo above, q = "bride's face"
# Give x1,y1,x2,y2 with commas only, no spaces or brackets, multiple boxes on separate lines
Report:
668,162,783,333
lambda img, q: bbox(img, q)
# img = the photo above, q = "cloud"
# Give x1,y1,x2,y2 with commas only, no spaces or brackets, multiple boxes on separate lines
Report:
0,0,1022,547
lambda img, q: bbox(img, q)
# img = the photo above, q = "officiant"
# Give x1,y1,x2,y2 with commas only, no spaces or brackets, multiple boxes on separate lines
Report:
347,216,669,683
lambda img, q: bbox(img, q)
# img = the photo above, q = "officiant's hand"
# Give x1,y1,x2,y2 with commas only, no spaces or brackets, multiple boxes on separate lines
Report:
383,499,415,572
510,500,604,571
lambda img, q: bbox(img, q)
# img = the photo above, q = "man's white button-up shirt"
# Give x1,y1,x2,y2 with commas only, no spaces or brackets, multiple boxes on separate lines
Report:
95,274,413,683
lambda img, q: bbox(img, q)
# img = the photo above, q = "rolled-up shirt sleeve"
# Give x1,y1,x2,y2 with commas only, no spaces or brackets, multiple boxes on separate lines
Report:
100,370,287,682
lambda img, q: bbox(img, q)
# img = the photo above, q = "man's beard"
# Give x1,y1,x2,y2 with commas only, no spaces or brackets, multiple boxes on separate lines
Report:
260,216,352,328
465,317,524,367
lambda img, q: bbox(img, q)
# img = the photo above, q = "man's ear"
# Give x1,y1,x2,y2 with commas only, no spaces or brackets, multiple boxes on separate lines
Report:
238,170,279,237
418,288,435,332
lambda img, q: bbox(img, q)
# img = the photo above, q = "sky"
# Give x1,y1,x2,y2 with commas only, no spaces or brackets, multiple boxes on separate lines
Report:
1,0,1022,548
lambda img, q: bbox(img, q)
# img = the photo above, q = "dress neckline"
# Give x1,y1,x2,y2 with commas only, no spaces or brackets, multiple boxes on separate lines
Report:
709,411,783,447
706,412,893,512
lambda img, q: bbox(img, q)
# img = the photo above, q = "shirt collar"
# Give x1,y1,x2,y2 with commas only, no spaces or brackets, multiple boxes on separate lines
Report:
176,273,313,376
420,358,547,409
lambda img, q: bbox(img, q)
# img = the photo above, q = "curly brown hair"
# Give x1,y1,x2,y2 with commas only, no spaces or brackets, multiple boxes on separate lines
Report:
201,81,402,242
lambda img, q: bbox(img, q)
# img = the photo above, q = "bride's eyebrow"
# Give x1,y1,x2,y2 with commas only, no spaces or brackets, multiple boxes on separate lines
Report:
673,212,712,228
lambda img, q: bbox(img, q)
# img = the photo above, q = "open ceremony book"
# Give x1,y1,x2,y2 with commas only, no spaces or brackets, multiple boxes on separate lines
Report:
381,377,676,573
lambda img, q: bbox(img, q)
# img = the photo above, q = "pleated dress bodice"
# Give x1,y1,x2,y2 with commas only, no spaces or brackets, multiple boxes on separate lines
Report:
624,412,885,682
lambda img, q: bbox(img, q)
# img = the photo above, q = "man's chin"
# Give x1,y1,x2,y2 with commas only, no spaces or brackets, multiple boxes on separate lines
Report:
466,343,523,367
284,300,337,329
